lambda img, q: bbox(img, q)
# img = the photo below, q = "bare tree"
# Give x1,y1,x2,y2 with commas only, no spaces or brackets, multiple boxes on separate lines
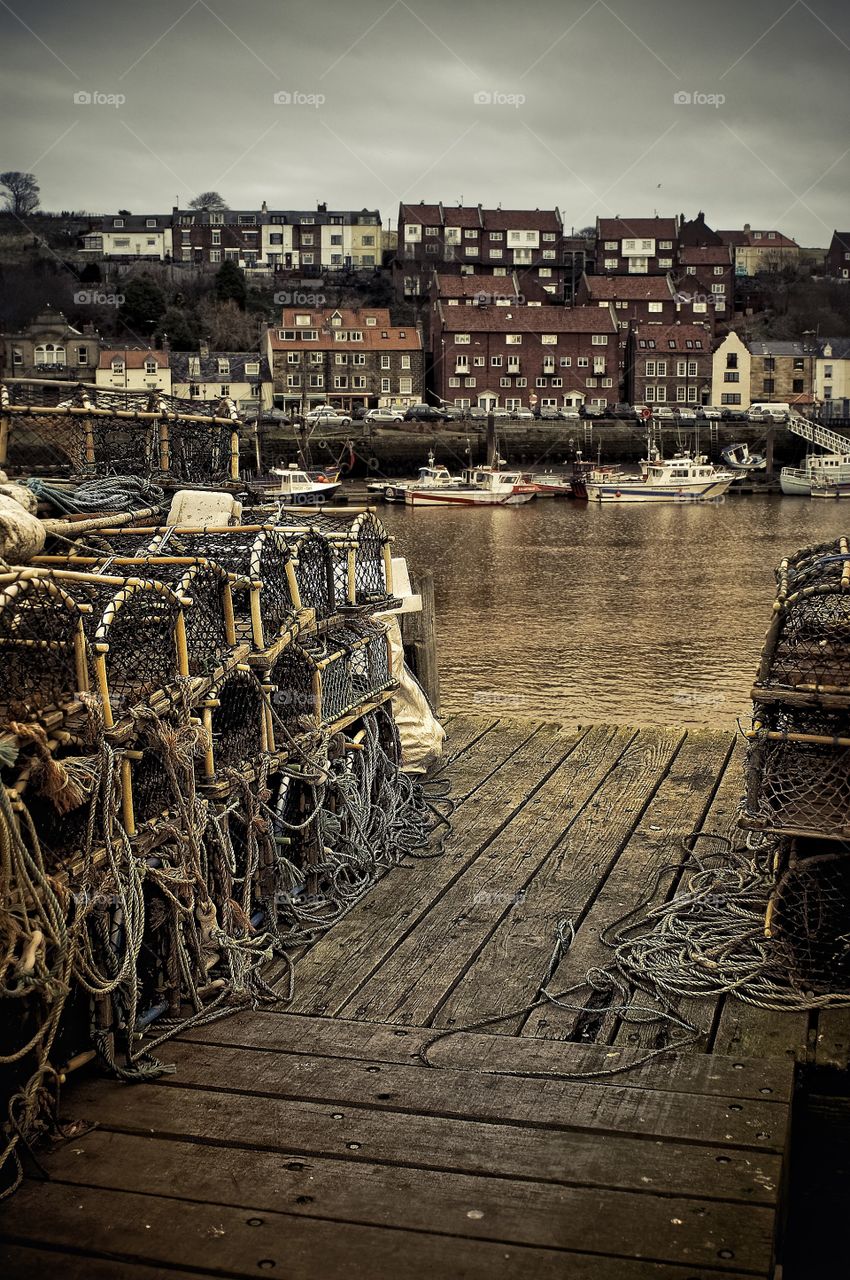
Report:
189,191,228,210
0,171,40,217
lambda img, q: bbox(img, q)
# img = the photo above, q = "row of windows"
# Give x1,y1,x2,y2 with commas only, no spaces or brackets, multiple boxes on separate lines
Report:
285,352,411,368
644,386,699,402
638,338,704,350
447,376,615,389
13,344,90,366
454,333,607,346
285,375,413,392
645,361,700,376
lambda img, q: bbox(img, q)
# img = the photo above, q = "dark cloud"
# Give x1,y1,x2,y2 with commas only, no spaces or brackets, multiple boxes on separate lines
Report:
1,0,848,243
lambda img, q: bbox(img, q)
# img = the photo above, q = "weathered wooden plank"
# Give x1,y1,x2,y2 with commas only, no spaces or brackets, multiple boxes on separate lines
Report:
436,711,497,768
283,722,585,1015
431,716,546,802
0,1186,764,1280
0,1245,225,1280
813,1008,850,1070
521,729,730,1043
436,727,687,1034
179,1010,794,1101
55,1077,783,1203
24,1131,777,1272
150,1041,786,1150
343,724,638,1025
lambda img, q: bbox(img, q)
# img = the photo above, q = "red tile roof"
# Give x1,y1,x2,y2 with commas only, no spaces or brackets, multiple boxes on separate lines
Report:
484,209,562,232
437,304,616,334
598,217,678,240
98,349,169,369
431,273,523,299
400,204,562,232
270,308,421,350
717,229,799,248
581,274,674,300
631,322,712,349
678,246,732,265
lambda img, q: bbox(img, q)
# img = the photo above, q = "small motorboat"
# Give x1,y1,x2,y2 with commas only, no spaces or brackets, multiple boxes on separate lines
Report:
367,452,461,503
720,442,768,472
404,465,536,507
528,471,574,499
585,435,737,504
271,463,341,504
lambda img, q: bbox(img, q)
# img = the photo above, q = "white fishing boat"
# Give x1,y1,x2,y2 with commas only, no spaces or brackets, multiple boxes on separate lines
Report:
585,435,736,504
367,452,459,503
811,472,850,499
779,416,850,495
720,442,768,472
271,463,341,504
404,465,536,507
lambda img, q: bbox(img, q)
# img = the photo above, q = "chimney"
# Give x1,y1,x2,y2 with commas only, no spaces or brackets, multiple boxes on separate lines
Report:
743,223,751,234
261,200,268,215
199,338,210,358
161,335,171,353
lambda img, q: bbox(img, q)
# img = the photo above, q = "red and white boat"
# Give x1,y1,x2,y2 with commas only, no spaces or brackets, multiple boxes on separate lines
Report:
404,465,536,507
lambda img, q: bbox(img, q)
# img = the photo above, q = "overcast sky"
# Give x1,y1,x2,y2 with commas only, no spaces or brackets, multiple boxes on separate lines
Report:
1,0,848,245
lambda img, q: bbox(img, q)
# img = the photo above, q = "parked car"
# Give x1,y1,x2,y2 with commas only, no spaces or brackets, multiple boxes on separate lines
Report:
611,403,634,418
722,407,747,420
442,405,466,421
559,407,581,420
676,407,697,422
653,406,676,420
467,407,488,420
580,403,605,418
510,406,535,421
305,406,352,426
364,407,405,424
351,404,368,421
697,406,723,421
491,408,511,422
404,403,447,422
536,406,561,420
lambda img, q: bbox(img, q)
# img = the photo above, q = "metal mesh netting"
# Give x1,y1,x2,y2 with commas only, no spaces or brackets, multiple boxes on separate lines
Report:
769,848,850,991
778,538,850,592
283,532,336,621
2,411,89,473
207,668,268,774
166,418,233,483
744,705,850,839
314,640,354,724
325,620,392,706
0,577,85,725
268,644,317,734
86,414,159,475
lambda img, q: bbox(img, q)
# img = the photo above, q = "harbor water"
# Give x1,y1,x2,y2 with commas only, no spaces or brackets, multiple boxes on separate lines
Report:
380,495,848,729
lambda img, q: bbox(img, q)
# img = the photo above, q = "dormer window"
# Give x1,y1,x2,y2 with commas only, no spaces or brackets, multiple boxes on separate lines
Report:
188,357,200,377
113,218,124,227
295,314,311,326
217,358,230,376
365,316,377,326
111,359,125,373
146,218,156,228
145,359,157,374
245,361,260,375
330,314,342,327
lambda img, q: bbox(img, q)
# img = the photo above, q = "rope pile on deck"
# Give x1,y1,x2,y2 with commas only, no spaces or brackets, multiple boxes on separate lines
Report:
0,506,450,1199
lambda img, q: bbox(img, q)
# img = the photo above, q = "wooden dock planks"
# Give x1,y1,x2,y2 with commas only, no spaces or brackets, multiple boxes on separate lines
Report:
0,716,808,1279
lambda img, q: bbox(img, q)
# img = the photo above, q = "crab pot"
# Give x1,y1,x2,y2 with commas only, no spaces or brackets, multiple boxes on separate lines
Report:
766,841,850,992
755,568,850,699
200,666,270,782
281,531,337,622
165,416,238,484
331,620,393,705
276,510,395,610
776,538,850,593
147,526,304,653
0,574,92,727
743,704,850,840
268,643,320,736
33,555,240,682
3,742,102,868
118,706,203,836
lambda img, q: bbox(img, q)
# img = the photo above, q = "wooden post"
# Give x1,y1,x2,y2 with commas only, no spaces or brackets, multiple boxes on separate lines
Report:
401,568,440,713
0,413,9,467
486,412,497,469
765,423,775,481
230,429,240,481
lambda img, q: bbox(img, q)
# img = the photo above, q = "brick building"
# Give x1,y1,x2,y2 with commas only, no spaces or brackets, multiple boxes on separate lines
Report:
396,203,566,299
263,307,423,413
716,226,800,276
595,217,679,275
575,272,681,326
431,303,619,412
825,231,850,280
627,322,713,408
170,348,272,417
2,307,102,381
674,245,734,324
747,337,817,407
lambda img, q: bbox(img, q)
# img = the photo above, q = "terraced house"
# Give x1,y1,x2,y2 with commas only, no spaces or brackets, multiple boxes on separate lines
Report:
595,216,680,275
396,202,566,299
264,308,423,413
170,346,272,416
431,303,619,412
626,322,713,407
81,213,173,260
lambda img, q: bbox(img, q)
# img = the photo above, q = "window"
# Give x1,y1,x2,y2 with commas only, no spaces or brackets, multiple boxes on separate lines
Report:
335,353,348,365
209,212,224,226
591,334,608,345
301,233,314,245
219,384,229,397
577,357,589,368
352,353,366,366
464,377,476,387
491,356,502,367
211,230,221,245
506,334,522,344
111,359,124,374
464,229,478,239
77,346,88,366
365,316,377,326
825,365,834,380
658,258,673,269
113,218,124,227
490,249,503,259
659,240,673,250
381,377,391,392
330,234,343,245
686,265,697,275
245,362,259,376
604,257,618,269
676,385,687,402
401,355,411,369
473,356,485,366
628,257,649,273
721,392,741,404
687,361,697,377
711,283,725,294
425,226,439,236
489,231,502,241
560,356,572,367
455,333,470,344
541,334,557,344
763,378,775,394
646,361,656,376
713,265,724,276
309,374,324,388
792,379,805,392
724,371,740,382
656,361,667,376
516,378,527,387
499,376,510,387
676,361,686,377
543,232,557,242
604,240,617,250
380,354,391,369
145,359,157,375
399,378,413,395
793,358,805,371
352,376,367,389
334,375,348,389
287,352,300,365
217,359,230,376
539,267,552,277
726,352,738,369
287,374,301,388
542,249,556,260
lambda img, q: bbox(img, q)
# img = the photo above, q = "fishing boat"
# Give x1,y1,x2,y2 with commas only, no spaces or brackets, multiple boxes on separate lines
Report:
271,463,341,504
527,471,573,498
366,453,459,503
584,435,736,504
780,452,850,495
404,465,536,507
811,473,850,499
721,442,768,472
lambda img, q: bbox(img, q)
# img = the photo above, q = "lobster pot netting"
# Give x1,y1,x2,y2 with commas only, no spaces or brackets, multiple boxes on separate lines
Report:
744,705,850,839
776,538,850,593
154,527,299,650
83,415,159,477
756,581,850,695
202,668,269,778
769,850,850,992
4,741,100,868
282,532,336,621
268,645,317,735
276,511,393,609
0,577,87,725
325,620,392,705
166,417,234,483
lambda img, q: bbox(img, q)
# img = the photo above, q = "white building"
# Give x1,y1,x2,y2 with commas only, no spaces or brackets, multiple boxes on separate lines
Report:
82,215,173,260
96,348,172,393
170,349,273,417
711,331,751,409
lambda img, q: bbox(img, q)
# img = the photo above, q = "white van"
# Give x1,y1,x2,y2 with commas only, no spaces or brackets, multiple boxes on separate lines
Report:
748,402,790,422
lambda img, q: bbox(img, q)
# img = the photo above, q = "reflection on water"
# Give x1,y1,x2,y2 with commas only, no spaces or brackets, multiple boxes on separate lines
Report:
380,496,847,729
